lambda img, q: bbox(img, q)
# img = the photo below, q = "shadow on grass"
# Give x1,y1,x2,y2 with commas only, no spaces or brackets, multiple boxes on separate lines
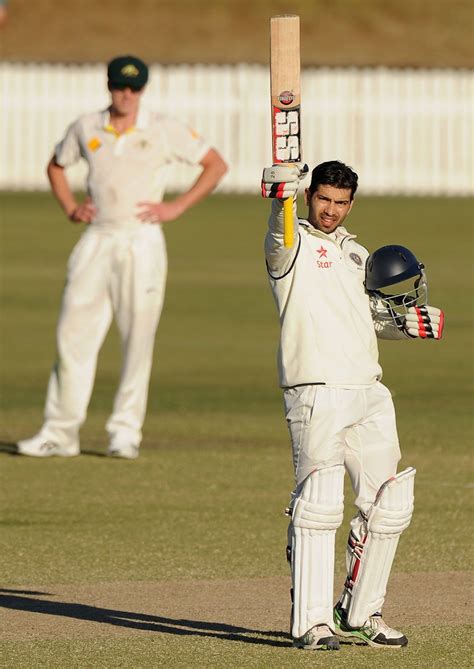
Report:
0,589,291,647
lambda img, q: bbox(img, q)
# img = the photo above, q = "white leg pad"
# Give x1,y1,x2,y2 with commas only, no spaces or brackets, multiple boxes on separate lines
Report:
346,467,416,628
291,465,345,638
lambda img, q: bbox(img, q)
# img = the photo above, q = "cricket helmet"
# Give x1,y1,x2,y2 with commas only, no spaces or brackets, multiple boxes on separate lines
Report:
365,245,427,321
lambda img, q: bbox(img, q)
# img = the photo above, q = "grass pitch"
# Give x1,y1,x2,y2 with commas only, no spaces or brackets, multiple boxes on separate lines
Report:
0,192,472,667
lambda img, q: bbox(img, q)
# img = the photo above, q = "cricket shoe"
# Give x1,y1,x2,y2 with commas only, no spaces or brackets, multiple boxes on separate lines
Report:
106,439,139,460
333,604,408,648
17,433,79,457
293,625,340,651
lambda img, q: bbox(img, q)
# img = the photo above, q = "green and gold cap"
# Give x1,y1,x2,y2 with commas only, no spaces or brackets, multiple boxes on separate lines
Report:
107,55,148,89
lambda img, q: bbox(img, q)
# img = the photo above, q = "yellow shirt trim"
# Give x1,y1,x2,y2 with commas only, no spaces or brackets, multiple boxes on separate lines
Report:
104,124,136,138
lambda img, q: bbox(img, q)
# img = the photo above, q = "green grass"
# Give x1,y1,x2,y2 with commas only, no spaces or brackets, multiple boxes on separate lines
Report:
0,192,473,666
2,627,473,669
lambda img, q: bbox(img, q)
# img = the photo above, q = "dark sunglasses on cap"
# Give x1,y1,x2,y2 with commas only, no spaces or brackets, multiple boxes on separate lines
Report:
109,82,144,92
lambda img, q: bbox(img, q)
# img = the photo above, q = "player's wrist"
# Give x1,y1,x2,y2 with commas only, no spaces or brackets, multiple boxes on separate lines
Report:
65,202,79,220
170,198,188,218
68,209,79,222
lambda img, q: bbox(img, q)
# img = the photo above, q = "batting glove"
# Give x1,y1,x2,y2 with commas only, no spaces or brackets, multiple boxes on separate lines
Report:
261,163,309,199
403,305,445,339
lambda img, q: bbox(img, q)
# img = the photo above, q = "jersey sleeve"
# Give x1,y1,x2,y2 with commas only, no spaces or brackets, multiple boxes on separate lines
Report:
162,117,211,165
54,119,82,167
264,199,300,277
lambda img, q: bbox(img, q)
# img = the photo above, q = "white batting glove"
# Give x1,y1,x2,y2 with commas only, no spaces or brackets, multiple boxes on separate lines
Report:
403,305,445,339
261,163,309,199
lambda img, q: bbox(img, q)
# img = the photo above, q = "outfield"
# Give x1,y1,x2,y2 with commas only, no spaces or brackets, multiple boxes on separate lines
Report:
0,193,472,667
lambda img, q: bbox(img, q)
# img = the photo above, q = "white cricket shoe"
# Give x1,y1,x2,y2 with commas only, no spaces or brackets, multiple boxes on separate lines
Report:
106,439,139,460
17,433,79,457
293,624,340,651
334,605,408,648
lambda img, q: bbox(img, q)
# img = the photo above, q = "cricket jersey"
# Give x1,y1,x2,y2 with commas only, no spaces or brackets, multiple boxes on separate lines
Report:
54,108,210,230
265,199,383,388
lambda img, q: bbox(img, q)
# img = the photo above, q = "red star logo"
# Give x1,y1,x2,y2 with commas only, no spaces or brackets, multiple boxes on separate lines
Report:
316,246,328,258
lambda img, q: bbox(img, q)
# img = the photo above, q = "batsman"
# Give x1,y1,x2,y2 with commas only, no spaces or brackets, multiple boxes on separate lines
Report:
262,160,444,650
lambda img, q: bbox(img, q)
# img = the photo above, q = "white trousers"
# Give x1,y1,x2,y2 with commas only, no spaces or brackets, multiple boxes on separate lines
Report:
284,382,401,631
284,382,401,515
40,224,167,448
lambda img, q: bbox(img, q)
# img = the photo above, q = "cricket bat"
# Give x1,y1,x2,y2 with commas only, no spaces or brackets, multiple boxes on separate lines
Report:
270,15,302,248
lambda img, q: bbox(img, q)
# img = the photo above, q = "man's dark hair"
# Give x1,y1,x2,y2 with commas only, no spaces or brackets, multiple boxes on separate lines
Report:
308,161,358,200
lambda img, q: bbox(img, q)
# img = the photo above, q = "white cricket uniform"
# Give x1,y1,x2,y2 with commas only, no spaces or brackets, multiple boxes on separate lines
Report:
265,199,401,513
40,108,210,448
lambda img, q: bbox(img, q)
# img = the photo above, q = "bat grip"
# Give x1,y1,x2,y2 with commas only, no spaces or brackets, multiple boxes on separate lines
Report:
283,197,294,248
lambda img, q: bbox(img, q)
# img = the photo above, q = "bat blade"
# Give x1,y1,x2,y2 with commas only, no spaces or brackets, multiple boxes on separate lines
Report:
270,15,302,248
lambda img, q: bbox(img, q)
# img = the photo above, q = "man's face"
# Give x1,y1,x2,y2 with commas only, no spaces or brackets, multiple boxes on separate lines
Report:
305,184,354,234
109,85,144,116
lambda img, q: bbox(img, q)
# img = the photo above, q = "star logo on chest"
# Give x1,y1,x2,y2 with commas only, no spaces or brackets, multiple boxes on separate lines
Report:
316,245,328,258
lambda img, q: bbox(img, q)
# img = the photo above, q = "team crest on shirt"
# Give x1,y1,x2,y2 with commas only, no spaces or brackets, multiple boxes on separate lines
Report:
349,252,363,266
88,137,102,152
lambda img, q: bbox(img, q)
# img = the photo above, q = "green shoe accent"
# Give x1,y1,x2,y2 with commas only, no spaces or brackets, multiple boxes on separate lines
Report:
333,605,408,648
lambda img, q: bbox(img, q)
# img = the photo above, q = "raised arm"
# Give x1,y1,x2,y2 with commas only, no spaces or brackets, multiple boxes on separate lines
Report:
262,163,307,276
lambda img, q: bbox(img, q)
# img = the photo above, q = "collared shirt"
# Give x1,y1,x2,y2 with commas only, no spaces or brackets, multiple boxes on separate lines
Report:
55,108,210,230
265,199,383,388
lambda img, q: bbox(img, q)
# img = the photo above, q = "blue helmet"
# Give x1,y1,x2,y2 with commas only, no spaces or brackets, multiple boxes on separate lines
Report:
365,245,424,291
365,245,427,322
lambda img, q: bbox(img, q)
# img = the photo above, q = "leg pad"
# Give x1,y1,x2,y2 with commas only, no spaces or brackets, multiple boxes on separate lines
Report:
345,467,416,628
291,465,345,638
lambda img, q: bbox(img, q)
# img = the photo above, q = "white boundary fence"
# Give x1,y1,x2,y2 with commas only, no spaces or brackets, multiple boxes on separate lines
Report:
1,62,473,195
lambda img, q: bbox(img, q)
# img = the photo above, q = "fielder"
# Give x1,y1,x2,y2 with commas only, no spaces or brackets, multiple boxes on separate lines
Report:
17,55,227,459
261,160,444,650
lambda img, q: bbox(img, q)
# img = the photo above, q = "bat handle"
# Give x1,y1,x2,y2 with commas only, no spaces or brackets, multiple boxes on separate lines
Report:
283,197,294,248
